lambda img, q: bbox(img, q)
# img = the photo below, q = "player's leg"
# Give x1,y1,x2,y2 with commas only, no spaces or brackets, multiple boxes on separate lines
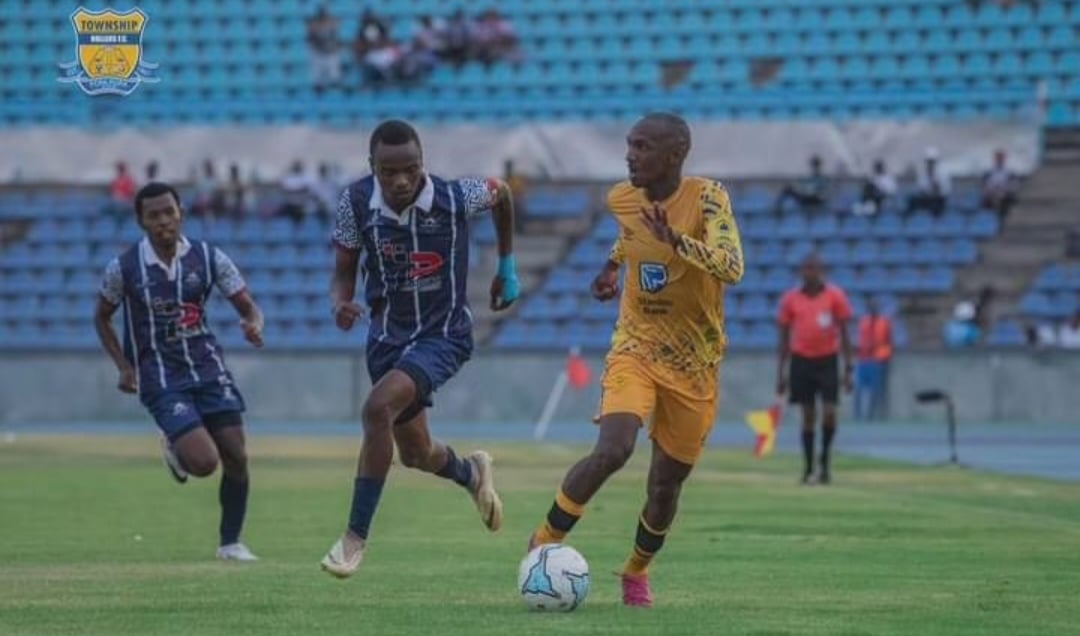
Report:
144,389,220,479
620,380,715,607
393,409,502,531
530,355,654,549
322,369,416,577
205,413,257,561
818,355,841,485
530,414,640,549
789,356,818,483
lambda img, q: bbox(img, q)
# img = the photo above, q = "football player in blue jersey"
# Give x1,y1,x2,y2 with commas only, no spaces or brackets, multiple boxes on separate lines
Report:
321,120,520,577
93,181,265,562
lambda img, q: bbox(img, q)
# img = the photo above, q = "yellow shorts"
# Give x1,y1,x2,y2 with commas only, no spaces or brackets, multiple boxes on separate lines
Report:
596,353,719,465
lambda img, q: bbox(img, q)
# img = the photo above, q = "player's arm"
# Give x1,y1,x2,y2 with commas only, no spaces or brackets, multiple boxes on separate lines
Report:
673,192,744,284
93,259,136,394
462,177,519,311
330,188,365,330
592,237,622,301
776,295,793,395
214,247,264,348
834,292,855,391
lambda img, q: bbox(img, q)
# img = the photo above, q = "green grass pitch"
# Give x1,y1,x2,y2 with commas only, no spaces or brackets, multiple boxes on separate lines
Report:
1,435,1078,636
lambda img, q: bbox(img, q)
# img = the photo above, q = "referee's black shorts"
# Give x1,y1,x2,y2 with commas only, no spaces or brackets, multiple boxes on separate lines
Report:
789,353,839,406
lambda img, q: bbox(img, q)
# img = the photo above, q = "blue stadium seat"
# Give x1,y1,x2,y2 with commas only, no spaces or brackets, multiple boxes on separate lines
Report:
987,320,1026,347
967,212,1000,238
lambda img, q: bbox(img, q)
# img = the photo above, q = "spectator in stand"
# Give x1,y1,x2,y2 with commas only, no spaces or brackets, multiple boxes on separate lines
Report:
1059,310,1080,349
145,160,160,183
279,160,319,223
775,155,828,214
973,285,997,335
306,5,342,91
105,161,137,219
414,15,448,60
852,159,897,216
472,9,520,65
352,9,399,83
854,299,892,421
943,301,980,348
981,149,1018,221
442,9,474,67
191,159,224,218
314,162,343,218
223,163,255,219
111,161,136,203
907,147,951,216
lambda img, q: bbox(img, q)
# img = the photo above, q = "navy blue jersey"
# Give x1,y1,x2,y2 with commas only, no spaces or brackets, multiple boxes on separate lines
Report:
100,237,247,396
332,174,498,347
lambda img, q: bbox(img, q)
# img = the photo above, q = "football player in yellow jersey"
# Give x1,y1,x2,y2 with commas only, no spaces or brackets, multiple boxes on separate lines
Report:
527,113,744,607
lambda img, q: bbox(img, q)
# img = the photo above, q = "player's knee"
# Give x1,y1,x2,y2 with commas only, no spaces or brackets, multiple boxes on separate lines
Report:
220,447,248,477
185,452,219,478
592,443,633,475
647,477,682,505
361,397,397,432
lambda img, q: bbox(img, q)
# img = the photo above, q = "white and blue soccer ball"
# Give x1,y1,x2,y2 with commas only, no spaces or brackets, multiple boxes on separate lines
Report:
517,544,590,612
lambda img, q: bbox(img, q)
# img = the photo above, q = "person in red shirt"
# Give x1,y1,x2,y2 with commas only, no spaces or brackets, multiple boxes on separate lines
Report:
777,254,853,484
855,299,893,421
110,161,136,202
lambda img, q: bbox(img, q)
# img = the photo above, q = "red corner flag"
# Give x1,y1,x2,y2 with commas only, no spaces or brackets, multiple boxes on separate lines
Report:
566,347,591,389
745,402,783,458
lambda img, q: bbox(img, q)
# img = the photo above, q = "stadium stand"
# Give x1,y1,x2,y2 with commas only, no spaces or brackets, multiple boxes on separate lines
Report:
0,0,1077,125
1,0,1077,353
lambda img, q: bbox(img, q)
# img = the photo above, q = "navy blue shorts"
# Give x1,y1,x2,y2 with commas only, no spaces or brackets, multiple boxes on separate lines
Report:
141,379,246,442
366,335,473,423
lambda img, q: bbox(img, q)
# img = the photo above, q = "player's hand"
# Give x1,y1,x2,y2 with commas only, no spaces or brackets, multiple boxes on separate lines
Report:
776,375,788,396
118,364,137,394
591,266,620,301
639,203,681,248
333,301,364,331
489,274,519,311
241,317,264,348
490,254,520,312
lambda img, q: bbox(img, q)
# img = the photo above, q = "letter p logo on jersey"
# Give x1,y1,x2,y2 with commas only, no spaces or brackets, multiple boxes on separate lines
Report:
58,7,159,96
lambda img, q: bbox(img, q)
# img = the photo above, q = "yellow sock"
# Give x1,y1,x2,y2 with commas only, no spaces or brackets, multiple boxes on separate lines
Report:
622,515,668,576
533,488,586,545
623,545,654,576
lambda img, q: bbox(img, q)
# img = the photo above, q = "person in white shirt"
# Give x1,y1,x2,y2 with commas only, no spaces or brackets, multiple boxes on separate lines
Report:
907,147,951,216
853,159,897,216
981,149,1018,221
1059,311,1080,349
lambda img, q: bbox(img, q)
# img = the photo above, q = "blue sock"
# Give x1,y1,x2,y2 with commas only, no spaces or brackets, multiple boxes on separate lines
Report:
218,473,248,546
348,477,386,539
435,446,473,489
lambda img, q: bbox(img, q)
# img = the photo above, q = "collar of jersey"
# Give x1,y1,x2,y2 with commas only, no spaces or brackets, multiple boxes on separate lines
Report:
371,174,435,224
140,235,191,280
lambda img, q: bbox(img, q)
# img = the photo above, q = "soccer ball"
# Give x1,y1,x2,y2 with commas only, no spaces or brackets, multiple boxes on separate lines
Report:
517,544,590,612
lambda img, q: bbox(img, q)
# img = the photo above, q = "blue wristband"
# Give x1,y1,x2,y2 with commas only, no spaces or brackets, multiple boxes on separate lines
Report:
497,254,517,279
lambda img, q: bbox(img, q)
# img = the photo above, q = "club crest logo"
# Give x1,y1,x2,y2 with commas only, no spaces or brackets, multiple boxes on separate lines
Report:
639,262,668,293
57,7,159,96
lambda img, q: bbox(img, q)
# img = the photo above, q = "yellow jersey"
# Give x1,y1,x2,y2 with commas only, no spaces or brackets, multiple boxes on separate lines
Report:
605,177,744,374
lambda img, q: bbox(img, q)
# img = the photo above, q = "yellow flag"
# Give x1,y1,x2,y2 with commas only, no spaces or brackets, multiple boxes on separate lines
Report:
745,404,782,458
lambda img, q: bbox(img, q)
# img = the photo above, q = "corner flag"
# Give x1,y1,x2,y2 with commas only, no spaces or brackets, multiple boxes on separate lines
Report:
745,402,783,458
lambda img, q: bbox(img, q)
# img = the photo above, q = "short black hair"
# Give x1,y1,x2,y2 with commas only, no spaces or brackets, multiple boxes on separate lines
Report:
134,181,181,220
369,119,422,156
641,111,691,154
